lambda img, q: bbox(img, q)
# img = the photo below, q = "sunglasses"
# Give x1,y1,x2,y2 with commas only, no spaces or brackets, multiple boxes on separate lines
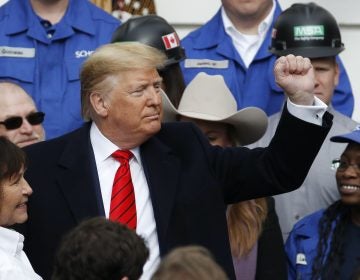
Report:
0,112,45,130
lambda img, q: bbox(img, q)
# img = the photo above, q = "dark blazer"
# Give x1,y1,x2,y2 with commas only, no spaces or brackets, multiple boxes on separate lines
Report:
19,107,332,280
256,197,287,279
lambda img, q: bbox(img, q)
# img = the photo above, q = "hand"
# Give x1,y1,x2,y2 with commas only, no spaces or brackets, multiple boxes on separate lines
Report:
274,55,315,105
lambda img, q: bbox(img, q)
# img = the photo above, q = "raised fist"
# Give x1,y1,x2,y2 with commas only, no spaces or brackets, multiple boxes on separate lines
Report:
274,55,315,105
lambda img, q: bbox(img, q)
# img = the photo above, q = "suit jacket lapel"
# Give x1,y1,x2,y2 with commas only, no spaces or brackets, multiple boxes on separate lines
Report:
141,136,180,245
55,125,102,223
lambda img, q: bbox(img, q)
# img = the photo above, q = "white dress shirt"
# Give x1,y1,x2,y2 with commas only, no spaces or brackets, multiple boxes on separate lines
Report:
222,0,276,68
90,123,160,280
287,96,327,126
0,227,42,280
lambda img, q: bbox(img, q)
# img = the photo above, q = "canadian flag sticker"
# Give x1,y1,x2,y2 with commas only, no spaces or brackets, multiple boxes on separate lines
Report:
162,32,180,50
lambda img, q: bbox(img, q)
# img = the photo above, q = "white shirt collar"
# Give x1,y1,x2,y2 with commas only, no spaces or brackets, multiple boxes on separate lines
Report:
222,0,276,37
0,227,24,257
89,122,141,164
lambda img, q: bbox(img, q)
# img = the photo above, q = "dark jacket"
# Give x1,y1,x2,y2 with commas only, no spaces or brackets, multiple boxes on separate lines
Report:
256,197,287,279
19,107,332,279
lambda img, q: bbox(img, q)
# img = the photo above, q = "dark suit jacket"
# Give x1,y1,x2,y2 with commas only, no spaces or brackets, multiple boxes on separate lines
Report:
20,107,332,279
256,197,287,279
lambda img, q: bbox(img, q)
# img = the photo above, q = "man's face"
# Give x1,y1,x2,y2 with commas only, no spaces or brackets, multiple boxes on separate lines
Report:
97,68,163,148
311,57,339,106
0,89,45,148
221,0,273,21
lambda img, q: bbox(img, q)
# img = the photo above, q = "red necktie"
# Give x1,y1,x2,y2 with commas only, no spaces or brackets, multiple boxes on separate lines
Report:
110,150,137,230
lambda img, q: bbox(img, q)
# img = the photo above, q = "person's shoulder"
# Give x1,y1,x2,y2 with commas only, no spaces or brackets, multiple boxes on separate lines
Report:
24,125,88,155
182,24,204,41
292,209,325,234
0,0,12,10
152,122,217,161
0,0,12,19
181,27,203,46
332,109,359,130
157,122,208,147
181,8,221,44
268,111,282,123
159,121,198,135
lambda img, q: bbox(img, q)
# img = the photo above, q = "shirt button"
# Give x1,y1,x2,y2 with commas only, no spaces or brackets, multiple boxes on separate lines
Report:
47,33,53,39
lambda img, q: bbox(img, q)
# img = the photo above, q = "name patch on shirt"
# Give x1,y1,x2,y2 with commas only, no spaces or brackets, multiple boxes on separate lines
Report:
296,253,307,265
0,46,35,58
184,59,229,69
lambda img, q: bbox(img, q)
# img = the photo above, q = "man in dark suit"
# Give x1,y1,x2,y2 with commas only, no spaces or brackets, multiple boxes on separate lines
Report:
20,42,332,280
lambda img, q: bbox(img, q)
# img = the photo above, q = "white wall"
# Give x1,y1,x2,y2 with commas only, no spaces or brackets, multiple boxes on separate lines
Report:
155,0,360,122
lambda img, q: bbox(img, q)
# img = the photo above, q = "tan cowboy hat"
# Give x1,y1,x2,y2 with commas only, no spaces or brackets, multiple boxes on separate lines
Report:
161,72,268,145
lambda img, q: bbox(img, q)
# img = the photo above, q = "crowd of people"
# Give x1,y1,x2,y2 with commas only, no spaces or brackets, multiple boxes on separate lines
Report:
0,0,359,280
249,2,359,242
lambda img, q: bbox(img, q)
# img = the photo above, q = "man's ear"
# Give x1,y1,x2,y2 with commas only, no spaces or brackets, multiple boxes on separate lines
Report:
90,92,109,117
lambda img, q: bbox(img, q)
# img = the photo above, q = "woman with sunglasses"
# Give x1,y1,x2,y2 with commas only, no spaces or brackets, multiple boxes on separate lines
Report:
0,136,42,279
0,82,45,148
285,126,360,280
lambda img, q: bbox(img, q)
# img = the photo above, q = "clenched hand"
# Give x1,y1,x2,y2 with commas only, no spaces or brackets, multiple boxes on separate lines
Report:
274,55,315,106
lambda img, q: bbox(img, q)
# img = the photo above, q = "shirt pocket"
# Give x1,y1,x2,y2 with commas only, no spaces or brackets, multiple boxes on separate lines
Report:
0,56,35,83
64,58,83,121
66,57,83,82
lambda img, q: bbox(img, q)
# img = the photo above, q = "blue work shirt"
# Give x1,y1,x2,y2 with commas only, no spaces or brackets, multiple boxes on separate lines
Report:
285,209,336,280
181,4,354,117
0,0,120,139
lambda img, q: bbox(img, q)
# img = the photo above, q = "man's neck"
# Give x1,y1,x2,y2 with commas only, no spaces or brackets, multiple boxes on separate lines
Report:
30,0,69,24
225,2,273,35
230,17,260,34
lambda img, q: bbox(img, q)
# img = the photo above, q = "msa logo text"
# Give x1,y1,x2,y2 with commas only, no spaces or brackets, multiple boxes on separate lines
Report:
294,25,324,41
75,50,94,58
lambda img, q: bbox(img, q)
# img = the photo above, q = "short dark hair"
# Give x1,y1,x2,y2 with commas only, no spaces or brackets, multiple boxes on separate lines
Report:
0,136,26,187
52,217,149,280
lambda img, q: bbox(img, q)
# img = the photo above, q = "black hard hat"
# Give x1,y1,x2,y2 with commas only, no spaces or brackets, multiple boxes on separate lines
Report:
269,3,344,58
111,15,185,67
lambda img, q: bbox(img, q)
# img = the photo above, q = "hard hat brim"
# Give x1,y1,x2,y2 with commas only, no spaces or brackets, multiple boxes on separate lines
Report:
269,46,344,58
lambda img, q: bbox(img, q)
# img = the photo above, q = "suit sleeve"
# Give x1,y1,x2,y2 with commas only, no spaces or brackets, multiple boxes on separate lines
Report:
217,105,333,203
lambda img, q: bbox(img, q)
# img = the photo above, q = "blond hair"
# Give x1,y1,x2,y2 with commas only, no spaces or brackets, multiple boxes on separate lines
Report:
227,198,268,257
80,42,167,121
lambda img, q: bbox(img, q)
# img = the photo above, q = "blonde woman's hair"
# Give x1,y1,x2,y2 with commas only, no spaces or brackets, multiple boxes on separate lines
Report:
80,42,167,121
227,198,268,257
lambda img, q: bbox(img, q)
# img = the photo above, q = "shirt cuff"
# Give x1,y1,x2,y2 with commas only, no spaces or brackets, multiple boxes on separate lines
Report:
286,96,328,126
